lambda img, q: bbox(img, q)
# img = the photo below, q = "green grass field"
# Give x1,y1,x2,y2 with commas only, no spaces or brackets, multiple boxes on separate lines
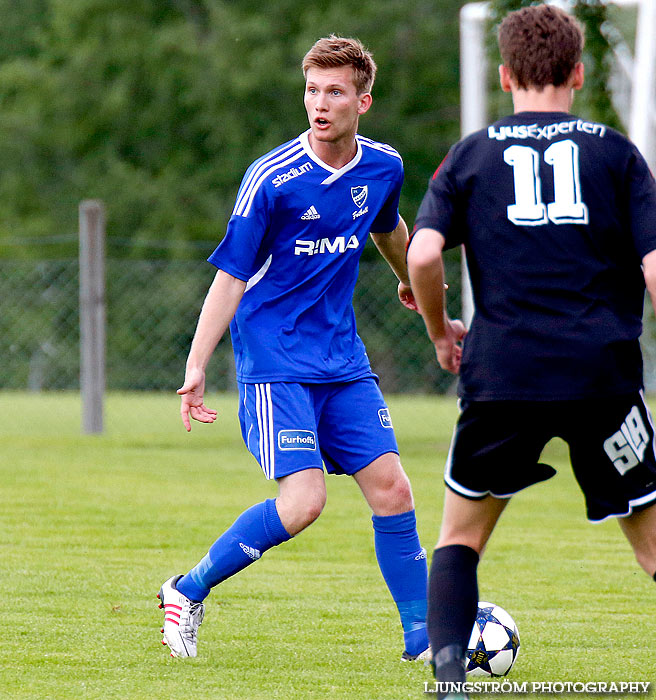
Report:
2,392,654,699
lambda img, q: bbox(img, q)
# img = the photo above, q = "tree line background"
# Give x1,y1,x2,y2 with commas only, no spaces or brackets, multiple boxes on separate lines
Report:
0,0,638,394
0,0,625,262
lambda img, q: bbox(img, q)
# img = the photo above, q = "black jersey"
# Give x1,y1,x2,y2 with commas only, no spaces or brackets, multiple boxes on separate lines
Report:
414,111,656,400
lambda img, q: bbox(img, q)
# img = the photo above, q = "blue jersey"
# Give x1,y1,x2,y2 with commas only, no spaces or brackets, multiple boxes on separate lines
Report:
209,129,403,383
414,112,656,400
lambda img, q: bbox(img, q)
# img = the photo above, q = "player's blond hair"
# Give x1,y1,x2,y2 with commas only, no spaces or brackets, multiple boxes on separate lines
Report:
498,4,584,90
302,35,377,95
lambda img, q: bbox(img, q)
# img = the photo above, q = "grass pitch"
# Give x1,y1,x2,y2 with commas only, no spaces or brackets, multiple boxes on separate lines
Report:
1,391,655,699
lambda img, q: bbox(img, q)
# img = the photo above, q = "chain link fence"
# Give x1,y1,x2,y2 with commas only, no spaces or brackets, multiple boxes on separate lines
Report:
0,247,463,403
6,248,656,435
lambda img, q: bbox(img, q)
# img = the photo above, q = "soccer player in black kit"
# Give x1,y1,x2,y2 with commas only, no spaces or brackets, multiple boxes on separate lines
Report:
407,4,656,695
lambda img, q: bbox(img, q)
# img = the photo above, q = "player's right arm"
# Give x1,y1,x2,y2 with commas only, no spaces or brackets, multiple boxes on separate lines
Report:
407,227,467,374
178,270,247,431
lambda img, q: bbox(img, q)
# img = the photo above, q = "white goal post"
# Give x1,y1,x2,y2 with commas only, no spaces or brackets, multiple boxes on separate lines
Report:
458,0,656,326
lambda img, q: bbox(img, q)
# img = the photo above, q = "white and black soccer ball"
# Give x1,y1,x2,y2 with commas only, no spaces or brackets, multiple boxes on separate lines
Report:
466,601,520,677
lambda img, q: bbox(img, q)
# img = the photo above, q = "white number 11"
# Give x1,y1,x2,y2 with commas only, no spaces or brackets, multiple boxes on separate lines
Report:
503,139,588,226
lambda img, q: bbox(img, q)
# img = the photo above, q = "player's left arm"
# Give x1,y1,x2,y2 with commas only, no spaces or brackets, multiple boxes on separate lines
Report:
643,249,656,317
370,216,418,311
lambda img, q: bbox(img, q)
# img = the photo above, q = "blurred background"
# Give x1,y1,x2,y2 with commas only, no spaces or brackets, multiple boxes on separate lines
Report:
0,0,653,433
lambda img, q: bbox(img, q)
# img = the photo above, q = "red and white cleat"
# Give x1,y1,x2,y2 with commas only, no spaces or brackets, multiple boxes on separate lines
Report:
157,575,205,658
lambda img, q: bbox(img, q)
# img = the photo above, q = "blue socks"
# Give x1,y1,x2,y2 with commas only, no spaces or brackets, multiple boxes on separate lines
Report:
176,498,291,602
176,501,429,658
372,510,429,656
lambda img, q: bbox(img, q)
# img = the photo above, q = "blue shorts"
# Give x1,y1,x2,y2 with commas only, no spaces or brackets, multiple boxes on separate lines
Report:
237,377,399,480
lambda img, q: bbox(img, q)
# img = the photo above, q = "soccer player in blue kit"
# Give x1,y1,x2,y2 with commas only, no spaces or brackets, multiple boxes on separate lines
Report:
157,35,430,662
407,5,656,694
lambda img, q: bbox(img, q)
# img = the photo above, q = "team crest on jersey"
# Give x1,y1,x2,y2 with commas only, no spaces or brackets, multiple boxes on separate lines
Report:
351,185,368,209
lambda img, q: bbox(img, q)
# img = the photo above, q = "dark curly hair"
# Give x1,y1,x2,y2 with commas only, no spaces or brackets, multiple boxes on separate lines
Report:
498,4,584,90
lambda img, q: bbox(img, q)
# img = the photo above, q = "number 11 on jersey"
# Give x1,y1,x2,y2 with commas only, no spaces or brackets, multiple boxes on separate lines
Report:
504,139,589,227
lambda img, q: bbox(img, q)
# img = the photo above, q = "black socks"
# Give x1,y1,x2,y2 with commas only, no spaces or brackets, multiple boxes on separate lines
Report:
427,544,480,682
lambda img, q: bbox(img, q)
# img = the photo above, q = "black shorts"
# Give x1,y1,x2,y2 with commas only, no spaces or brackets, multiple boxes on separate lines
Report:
446,392,656,521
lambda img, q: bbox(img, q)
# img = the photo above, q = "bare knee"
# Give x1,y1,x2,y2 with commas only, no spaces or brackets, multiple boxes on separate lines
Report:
384,470,414,513
436,492,509,556
618,505,656,577
276,474,327,535
626,530,656,576
437,505,493,554
301,490,327,525
623,530,656,575
633,548,656,577
279,491,326,535
356,458,415,516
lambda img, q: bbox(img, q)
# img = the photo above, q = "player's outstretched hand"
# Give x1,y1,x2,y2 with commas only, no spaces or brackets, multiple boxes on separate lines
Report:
398,281,420,312
435,319,467,374
177,367,218,432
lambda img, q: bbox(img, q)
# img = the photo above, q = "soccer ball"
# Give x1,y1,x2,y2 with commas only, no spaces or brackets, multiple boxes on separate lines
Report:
465,601,520,677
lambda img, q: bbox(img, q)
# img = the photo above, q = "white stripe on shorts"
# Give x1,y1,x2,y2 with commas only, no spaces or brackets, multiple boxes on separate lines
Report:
255,383,275,479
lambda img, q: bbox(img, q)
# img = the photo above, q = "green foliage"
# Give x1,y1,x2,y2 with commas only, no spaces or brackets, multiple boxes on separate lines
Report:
0,0,632,258
0,0,49,62
488,0,622,128
0,0,462,258
573,0,623,130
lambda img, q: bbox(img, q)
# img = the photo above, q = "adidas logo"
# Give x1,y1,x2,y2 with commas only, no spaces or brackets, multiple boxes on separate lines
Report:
239,542,262,560
301,205,320,220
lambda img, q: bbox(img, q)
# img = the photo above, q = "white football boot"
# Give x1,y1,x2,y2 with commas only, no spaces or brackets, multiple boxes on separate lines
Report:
401,645,432,663
157,575,205,658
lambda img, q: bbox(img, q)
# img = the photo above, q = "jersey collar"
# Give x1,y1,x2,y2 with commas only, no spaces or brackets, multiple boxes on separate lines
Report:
299,129,363,185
